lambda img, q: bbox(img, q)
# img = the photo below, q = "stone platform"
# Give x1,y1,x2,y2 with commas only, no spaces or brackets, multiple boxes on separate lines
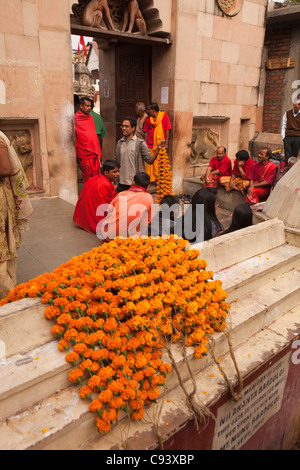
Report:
182,177,245,212
0,218,299,450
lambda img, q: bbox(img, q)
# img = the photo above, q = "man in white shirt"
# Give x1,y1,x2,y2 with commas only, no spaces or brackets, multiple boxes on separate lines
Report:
115,117,163,193
281,100,300,165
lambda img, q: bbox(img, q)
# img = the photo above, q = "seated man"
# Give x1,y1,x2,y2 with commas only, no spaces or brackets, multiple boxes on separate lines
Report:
272,156,297,189
73,160,120,234
97,172,154,241
148,194,180,237
246,148,278,205
200,146,232,188
221,150,255,193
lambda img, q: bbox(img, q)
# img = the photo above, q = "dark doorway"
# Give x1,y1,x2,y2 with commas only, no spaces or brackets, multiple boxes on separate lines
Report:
115,45,151,140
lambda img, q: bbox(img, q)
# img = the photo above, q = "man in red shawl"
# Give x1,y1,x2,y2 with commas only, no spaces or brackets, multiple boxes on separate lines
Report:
73,160,120,234
246,148,278,204
201,146,232,188
75,96,102,183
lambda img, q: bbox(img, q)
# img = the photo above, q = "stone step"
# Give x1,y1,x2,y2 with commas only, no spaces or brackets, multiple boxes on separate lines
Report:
0,341,71,422
218,242,300,302
1,302,298,451
82,304,300,451
194,218,287,273
163,267,300,391
0,298,53,358
182,177,245,212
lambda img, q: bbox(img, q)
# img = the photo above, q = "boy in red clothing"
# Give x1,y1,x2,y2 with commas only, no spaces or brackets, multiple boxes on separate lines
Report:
73,160,120,234
221,150,255,193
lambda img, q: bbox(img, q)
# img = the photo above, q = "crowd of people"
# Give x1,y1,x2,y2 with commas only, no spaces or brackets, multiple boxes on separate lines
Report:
73,95,298,246
0,97,298,299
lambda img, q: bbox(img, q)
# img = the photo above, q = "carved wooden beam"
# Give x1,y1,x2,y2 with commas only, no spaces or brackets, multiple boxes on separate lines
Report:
70,17,172,46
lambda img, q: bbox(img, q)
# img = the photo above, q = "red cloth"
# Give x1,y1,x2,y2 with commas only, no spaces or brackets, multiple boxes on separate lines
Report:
75,110,102,182
73,175,117,234
232,157,255,178
204,155,232,188
246,161,278,204
143,113,172,148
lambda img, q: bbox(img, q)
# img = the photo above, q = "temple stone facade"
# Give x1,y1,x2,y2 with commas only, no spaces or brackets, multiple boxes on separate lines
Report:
0,0,268,201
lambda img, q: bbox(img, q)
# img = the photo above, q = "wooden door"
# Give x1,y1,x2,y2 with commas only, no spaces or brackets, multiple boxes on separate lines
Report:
115,45,151,141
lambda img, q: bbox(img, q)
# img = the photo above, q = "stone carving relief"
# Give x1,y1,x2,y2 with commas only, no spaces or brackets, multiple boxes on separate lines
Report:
122,0,147,35
189,128,219,165
4,131,34,187
217,0,244,17
73,62,95,100
72,0,147,35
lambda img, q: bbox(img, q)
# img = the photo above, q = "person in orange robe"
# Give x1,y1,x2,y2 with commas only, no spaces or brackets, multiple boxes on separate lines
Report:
73,160,120,234
143,103,171,182
97,172,154,241
75,96,102,183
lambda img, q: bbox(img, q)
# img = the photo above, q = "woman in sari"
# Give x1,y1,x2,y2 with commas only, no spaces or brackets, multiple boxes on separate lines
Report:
143,102,172,182
0,131,33,299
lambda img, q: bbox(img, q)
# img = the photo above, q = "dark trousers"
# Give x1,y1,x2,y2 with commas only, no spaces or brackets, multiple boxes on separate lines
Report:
284,135,300,164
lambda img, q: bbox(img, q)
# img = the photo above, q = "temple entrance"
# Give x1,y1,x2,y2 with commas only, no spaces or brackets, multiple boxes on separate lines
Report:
115,45,151,141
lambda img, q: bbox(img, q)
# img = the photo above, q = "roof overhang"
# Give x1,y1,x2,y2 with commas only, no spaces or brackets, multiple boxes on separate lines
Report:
267,5,300,27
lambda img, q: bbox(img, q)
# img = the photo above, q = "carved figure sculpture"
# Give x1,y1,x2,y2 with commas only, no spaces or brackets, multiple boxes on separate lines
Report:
82,0,117,30
189,128,219,164
122,0,147,35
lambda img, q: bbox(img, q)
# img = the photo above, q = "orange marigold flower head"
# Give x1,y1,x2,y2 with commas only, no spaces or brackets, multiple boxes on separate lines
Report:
95,416,112,433
69,368,84,384
131,408,144,421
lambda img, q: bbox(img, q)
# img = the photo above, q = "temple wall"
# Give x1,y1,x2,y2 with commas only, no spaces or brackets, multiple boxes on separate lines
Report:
169,0,268,191
0,0,77,204
0,0,269,200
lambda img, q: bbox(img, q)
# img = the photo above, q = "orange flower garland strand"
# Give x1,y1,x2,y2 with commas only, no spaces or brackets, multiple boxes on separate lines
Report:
0,236,230,435
156,146,174,205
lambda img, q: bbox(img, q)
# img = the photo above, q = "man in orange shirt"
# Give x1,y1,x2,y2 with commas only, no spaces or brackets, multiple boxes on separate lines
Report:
97,172,154,241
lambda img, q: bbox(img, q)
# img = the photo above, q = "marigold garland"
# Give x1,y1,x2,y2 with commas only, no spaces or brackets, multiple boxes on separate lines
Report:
156,147,174,204
0,236,229,435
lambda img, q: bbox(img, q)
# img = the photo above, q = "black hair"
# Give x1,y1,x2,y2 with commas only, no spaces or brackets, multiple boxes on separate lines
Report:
175,188,223,242
79,96,92,105
102,160,120,173
236,150,250,161
133,172,150,189
122,117,137,130
160,195,180,207
221,202,253,235
148,102,160,113
261,147,272,159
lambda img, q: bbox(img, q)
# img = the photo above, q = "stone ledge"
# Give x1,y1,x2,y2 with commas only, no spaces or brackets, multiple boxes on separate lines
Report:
182,177,248,212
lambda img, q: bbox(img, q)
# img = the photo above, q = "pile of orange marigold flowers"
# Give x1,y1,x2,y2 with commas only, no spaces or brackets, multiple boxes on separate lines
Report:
0,236,229,434
156,147,174,204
